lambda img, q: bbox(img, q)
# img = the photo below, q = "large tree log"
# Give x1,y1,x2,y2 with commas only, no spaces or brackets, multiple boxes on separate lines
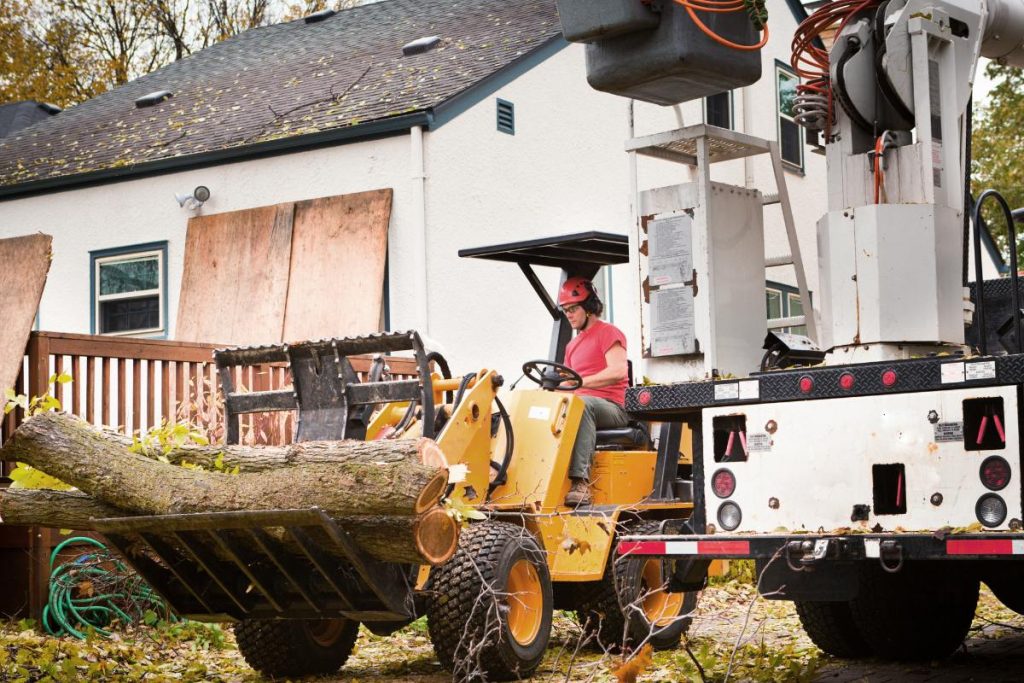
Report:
105,431,450,472
0,488,458,565
1,412,447,517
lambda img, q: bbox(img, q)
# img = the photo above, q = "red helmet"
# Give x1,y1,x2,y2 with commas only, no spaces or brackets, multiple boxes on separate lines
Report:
558,276,596,306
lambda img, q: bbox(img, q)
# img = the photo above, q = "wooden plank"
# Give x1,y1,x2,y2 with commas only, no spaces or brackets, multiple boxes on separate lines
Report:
86,357,95,423
176,203,295,346
282,189,391,341
102,357,111,426
132,360,141,435
71,356,81,417
0,234,52,394
161,361,170,422
42,332,219,363
117,358,126,431
147,360,156,431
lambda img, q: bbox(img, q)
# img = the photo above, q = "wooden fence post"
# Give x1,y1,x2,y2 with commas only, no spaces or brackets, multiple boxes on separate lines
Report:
24,332,53,624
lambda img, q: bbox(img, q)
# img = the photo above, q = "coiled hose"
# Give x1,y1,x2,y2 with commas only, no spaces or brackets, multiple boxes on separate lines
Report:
43,536,172,639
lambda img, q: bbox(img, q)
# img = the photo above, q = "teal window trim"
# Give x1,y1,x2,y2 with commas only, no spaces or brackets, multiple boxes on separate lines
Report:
89,241,169,338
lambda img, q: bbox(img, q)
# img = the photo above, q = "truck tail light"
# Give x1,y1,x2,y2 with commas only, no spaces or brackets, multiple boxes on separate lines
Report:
717,502,742,530
839,372,855,390
881,369,897,387
798,376,814,393
711,468,736,498
980,456,1011,491
976,494,1007,528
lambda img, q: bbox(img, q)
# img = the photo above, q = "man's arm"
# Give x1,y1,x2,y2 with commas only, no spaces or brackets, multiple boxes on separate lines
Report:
580,342,628,389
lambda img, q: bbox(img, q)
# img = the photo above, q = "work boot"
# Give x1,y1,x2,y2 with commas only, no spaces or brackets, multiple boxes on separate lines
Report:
564,478,591,506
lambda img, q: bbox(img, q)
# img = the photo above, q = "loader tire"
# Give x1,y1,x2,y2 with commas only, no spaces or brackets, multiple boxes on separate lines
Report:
234,617,358,677
794,600,871,658
575,521,696,652
848,561,978,661
426,521,552,682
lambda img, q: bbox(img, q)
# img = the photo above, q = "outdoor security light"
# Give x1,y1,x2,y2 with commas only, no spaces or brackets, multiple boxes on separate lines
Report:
175,185,211,210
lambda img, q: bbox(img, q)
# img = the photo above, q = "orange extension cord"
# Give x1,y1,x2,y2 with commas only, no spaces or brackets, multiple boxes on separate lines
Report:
791,0,882,137
672,0,770,51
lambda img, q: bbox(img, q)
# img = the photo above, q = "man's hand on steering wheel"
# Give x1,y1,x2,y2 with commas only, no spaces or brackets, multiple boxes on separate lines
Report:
521,360,583,391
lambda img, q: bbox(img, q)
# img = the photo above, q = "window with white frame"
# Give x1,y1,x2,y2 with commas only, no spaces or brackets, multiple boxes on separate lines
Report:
591,265,615,324
766,281,808,335
704,90,733,130
91,243,167,336
776,62,803,170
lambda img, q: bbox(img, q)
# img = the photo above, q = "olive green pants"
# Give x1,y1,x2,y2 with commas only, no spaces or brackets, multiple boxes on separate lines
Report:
568,396,629,481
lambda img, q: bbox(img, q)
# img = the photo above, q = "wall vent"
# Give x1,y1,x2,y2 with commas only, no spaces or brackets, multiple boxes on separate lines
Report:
135,91,173,108
497,99,515,135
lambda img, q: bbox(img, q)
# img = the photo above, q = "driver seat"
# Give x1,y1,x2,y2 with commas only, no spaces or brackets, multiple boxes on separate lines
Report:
594,361,652,451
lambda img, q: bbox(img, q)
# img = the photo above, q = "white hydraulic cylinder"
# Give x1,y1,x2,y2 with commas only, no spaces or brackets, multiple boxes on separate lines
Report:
983,0,1024,66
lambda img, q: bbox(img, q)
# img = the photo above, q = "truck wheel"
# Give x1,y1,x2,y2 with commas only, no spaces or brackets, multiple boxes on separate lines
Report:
575,521,697,651
984,573,1024,615
848,562,979,660
426,521,552,681
234,617,359,677
794,601,871,658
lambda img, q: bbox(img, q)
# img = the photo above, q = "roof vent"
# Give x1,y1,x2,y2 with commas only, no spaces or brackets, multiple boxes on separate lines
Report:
135,90,173,108
304,9,335,23
402,35,441,56
38,102,62,115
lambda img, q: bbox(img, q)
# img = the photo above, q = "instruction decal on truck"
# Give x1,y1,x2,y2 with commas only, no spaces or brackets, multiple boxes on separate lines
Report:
934,421,964,442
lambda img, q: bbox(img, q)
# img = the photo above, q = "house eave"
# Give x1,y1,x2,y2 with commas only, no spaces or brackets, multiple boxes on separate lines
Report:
0,111,433,202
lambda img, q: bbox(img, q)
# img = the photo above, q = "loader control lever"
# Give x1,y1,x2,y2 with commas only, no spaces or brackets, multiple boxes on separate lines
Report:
521,360,583,391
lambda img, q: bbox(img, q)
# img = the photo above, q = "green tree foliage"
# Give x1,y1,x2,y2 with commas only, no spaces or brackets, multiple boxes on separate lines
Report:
972,62,1024,261
0,0,362,109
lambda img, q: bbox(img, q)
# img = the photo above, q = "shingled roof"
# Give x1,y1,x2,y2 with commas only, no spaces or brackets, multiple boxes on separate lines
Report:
0,0,561,196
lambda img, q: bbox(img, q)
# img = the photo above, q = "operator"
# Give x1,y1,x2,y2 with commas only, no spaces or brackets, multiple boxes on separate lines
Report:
558,276,630,506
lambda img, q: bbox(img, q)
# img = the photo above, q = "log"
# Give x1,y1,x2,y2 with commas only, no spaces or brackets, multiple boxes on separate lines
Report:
0,488,458,565
106,430,450,472
1,412,448,522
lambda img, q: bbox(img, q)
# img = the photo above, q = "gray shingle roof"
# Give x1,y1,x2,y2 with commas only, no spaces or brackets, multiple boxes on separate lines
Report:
0,0,560,191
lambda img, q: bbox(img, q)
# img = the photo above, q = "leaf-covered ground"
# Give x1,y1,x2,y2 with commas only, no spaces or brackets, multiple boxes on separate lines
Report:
3,580,1023,682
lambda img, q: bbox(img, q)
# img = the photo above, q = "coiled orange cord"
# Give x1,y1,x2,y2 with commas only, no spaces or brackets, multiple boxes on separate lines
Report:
672,0,769,52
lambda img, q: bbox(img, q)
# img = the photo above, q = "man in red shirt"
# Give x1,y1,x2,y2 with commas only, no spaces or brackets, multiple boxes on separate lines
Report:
558,276,629,506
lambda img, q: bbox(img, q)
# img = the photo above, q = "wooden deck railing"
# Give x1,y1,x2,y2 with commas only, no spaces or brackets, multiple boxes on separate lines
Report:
1,331,420,474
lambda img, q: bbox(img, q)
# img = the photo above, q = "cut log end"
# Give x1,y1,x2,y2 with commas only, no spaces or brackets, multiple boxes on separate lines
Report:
414,506,459,565
417,438,448,469
414,469,449,514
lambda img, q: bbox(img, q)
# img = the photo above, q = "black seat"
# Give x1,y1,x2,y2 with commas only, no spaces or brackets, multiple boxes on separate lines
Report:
595,422,653,451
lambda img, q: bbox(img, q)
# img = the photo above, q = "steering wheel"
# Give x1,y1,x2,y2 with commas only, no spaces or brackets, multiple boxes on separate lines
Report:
521,360,583,391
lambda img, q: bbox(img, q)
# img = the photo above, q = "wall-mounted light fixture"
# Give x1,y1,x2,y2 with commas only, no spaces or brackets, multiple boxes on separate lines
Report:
175,185,211,210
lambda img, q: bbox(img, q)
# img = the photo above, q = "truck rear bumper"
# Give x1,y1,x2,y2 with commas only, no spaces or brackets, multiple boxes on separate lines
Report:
618,533,1024,564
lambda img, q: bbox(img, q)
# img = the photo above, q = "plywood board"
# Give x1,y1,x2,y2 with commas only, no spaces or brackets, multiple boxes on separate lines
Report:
0,234,52,393
176,204,294,346
282,189,391,341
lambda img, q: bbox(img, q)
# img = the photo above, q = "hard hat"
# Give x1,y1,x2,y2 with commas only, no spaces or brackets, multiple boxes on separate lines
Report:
558,276,596,306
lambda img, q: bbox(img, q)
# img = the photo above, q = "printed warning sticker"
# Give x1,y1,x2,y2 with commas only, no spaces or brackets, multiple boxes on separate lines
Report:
934,422,963,443
714,383,739,401
747,433,772,452
965,361,996,381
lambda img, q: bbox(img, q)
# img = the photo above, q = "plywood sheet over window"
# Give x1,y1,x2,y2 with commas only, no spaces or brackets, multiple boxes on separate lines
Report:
283,190,391,342
176,189,391,346
0,234,51,392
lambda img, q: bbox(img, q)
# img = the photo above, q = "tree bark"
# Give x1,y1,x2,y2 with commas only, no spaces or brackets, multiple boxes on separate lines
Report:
104,430,449,472
1,412,449,527
0,488,458,565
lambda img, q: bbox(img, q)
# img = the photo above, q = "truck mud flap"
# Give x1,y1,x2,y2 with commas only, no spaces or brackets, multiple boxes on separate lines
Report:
92,508,416,623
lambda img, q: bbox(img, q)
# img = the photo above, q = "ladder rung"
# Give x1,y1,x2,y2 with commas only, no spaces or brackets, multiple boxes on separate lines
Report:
762,193,780,205
768,316,806,330
766,254,793,267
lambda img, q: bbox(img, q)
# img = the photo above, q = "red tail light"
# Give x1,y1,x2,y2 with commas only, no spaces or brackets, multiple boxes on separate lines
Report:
980,456,1011,491
839,373,855,390
712,468,736,498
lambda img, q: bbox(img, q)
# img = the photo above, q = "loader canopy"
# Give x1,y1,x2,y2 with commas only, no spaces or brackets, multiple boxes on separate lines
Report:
458,231,628,362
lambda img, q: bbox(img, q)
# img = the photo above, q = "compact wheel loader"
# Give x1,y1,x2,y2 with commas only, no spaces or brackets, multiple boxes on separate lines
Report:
90,232,699,681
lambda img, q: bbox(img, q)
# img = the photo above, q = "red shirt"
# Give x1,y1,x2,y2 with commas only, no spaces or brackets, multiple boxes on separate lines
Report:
564,319,628,407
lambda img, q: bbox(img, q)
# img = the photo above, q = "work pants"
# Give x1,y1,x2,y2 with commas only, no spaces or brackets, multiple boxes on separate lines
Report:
568,396,629,481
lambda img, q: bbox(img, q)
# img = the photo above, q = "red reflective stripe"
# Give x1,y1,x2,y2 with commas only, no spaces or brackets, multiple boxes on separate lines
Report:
947,539,1013,555
618,541,666,555
697,540,750,555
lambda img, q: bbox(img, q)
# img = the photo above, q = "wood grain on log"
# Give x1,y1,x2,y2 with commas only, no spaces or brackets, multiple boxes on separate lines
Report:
1,412,448,518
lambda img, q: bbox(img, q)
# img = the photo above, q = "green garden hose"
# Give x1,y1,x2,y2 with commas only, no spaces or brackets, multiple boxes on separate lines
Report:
43,536,172,639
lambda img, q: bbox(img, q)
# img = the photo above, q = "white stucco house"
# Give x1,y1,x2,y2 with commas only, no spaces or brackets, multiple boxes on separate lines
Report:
0,0,1005,380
